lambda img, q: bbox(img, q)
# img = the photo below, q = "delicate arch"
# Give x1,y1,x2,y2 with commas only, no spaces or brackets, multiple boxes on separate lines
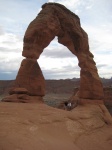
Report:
22,3,103,99
2,3,104,103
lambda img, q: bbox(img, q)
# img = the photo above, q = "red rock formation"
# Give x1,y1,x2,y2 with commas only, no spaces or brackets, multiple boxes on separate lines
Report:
14,59,45,96
2,59,45,102
2,2,104,102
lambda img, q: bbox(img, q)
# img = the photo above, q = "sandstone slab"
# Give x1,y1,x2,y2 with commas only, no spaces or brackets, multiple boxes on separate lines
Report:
0,102,112,150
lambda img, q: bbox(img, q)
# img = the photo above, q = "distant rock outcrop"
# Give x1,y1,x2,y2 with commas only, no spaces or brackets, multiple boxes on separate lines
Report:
2,2,104,102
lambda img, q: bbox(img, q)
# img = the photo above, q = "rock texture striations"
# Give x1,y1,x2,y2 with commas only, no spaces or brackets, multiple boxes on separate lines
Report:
2,2,104,102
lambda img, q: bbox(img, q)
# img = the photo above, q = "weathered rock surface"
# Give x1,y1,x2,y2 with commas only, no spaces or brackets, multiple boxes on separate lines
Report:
2,2,104,102
14,58,45,96
9,87,29,95
0,102,112,150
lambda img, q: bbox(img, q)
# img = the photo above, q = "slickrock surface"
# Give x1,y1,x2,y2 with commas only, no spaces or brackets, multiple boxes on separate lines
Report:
0,102,112,150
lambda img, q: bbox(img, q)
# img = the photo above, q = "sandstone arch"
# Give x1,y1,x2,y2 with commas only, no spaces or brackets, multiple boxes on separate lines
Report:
2,3,104,103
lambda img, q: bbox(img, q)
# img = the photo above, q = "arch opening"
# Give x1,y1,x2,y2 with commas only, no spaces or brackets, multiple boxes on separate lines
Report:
38,37,80,79
38,37,80,107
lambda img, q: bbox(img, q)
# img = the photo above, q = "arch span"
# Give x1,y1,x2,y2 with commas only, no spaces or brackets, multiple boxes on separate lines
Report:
2,3,104,102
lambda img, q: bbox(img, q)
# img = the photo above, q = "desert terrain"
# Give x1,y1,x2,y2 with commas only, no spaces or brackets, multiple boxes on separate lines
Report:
0,78,112,114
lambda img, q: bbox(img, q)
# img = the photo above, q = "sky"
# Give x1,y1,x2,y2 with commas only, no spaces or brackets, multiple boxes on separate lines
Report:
0,0,112,80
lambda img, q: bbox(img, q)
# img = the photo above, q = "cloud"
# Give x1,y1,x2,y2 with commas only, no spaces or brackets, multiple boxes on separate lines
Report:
97,64,108,69
0,33,23,49
0,0,42,35
0,26,4,35
56,0,81,7
42,64,80,79
48,0,55,2
0,55,22,72
56,0,94,14
0,71,17,80
0,32,23,79
0,51,23,80
42,45,75,59
0,32,23,67
0,47,20,53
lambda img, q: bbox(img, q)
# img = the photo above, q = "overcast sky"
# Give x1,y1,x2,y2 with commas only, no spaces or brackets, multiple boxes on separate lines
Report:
0,0,112,80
